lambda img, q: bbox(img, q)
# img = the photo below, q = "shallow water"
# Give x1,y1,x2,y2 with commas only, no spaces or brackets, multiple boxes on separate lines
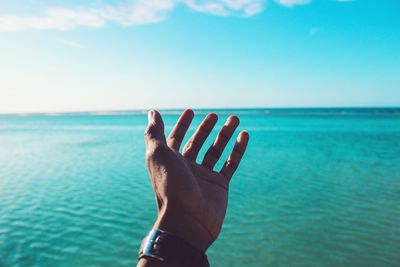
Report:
0,109,399,267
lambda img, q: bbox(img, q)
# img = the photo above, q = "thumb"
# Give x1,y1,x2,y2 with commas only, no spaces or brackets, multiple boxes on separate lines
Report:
144,109,166,146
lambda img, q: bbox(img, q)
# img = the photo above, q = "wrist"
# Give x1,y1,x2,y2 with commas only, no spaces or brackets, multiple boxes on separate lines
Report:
153,205,214,252
138,228,210,267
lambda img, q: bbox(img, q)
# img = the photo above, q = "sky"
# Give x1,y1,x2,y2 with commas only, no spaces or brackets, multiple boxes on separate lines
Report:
0,0,399,113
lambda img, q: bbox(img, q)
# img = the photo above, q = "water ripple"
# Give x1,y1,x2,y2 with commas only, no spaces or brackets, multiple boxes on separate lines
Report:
1,114,400,266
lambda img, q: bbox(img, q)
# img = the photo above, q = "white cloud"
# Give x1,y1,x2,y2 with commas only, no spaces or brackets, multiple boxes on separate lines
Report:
0,0,175,32
274,0,311,7
0,0,316,32
184,0,265,16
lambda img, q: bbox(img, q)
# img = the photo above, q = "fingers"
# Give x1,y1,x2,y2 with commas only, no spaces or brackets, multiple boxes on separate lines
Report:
183,113,218,161
220,131,249,181
202,116,239,170
167,109,194,151
144,110,166,148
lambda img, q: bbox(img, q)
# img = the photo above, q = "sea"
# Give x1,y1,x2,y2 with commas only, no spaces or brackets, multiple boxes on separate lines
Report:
0,108,399,267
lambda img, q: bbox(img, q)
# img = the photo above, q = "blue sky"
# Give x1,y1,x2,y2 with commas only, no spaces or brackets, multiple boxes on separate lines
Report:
0,0,399,113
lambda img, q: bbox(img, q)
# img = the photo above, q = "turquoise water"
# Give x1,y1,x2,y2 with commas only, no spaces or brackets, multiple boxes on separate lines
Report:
0,109,399,267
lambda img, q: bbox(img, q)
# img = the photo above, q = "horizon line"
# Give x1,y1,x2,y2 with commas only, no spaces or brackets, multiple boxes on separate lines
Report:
1,106,399,116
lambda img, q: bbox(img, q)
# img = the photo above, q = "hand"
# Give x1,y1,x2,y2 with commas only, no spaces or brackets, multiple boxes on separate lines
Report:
144,109,249,251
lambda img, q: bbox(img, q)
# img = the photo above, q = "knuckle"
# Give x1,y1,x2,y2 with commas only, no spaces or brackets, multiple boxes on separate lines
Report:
207,146,221,158
144,124,157,138
145,143,168,161
169,132,184,142
187,140,201,151
225,159,236,169
218,131,231,142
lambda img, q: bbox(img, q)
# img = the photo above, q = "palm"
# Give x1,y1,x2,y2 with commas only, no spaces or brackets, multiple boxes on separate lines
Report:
173,153,229,238
145,109,249,249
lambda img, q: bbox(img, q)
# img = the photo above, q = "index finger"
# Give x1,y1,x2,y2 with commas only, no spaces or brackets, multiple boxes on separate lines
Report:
167,109,194,151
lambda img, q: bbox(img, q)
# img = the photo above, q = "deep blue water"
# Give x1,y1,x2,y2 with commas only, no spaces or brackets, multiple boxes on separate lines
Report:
0,108,399,267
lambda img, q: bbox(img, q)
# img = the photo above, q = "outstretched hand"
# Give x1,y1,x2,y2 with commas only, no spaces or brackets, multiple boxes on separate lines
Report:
144,109,249,251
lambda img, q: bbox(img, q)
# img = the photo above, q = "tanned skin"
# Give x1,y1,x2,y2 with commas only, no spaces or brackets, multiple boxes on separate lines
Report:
137,109,249,267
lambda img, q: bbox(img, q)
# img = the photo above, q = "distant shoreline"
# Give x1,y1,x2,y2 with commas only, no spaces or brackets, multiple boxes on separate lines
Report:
1,107,399,117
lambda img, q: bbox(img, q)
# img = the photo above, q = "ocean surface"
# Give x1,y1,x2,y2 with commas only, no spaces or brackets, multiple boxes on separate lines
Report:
0,108,399,267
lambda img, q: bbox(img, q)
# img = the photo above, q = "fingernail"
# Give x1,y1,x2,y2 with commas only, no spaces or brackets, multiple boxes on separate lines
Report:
148,110,154,122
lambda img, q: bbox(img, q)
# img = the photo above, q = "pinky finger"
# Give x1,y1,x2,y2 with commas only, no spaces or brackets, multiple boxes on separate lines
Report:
220,131,249,181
